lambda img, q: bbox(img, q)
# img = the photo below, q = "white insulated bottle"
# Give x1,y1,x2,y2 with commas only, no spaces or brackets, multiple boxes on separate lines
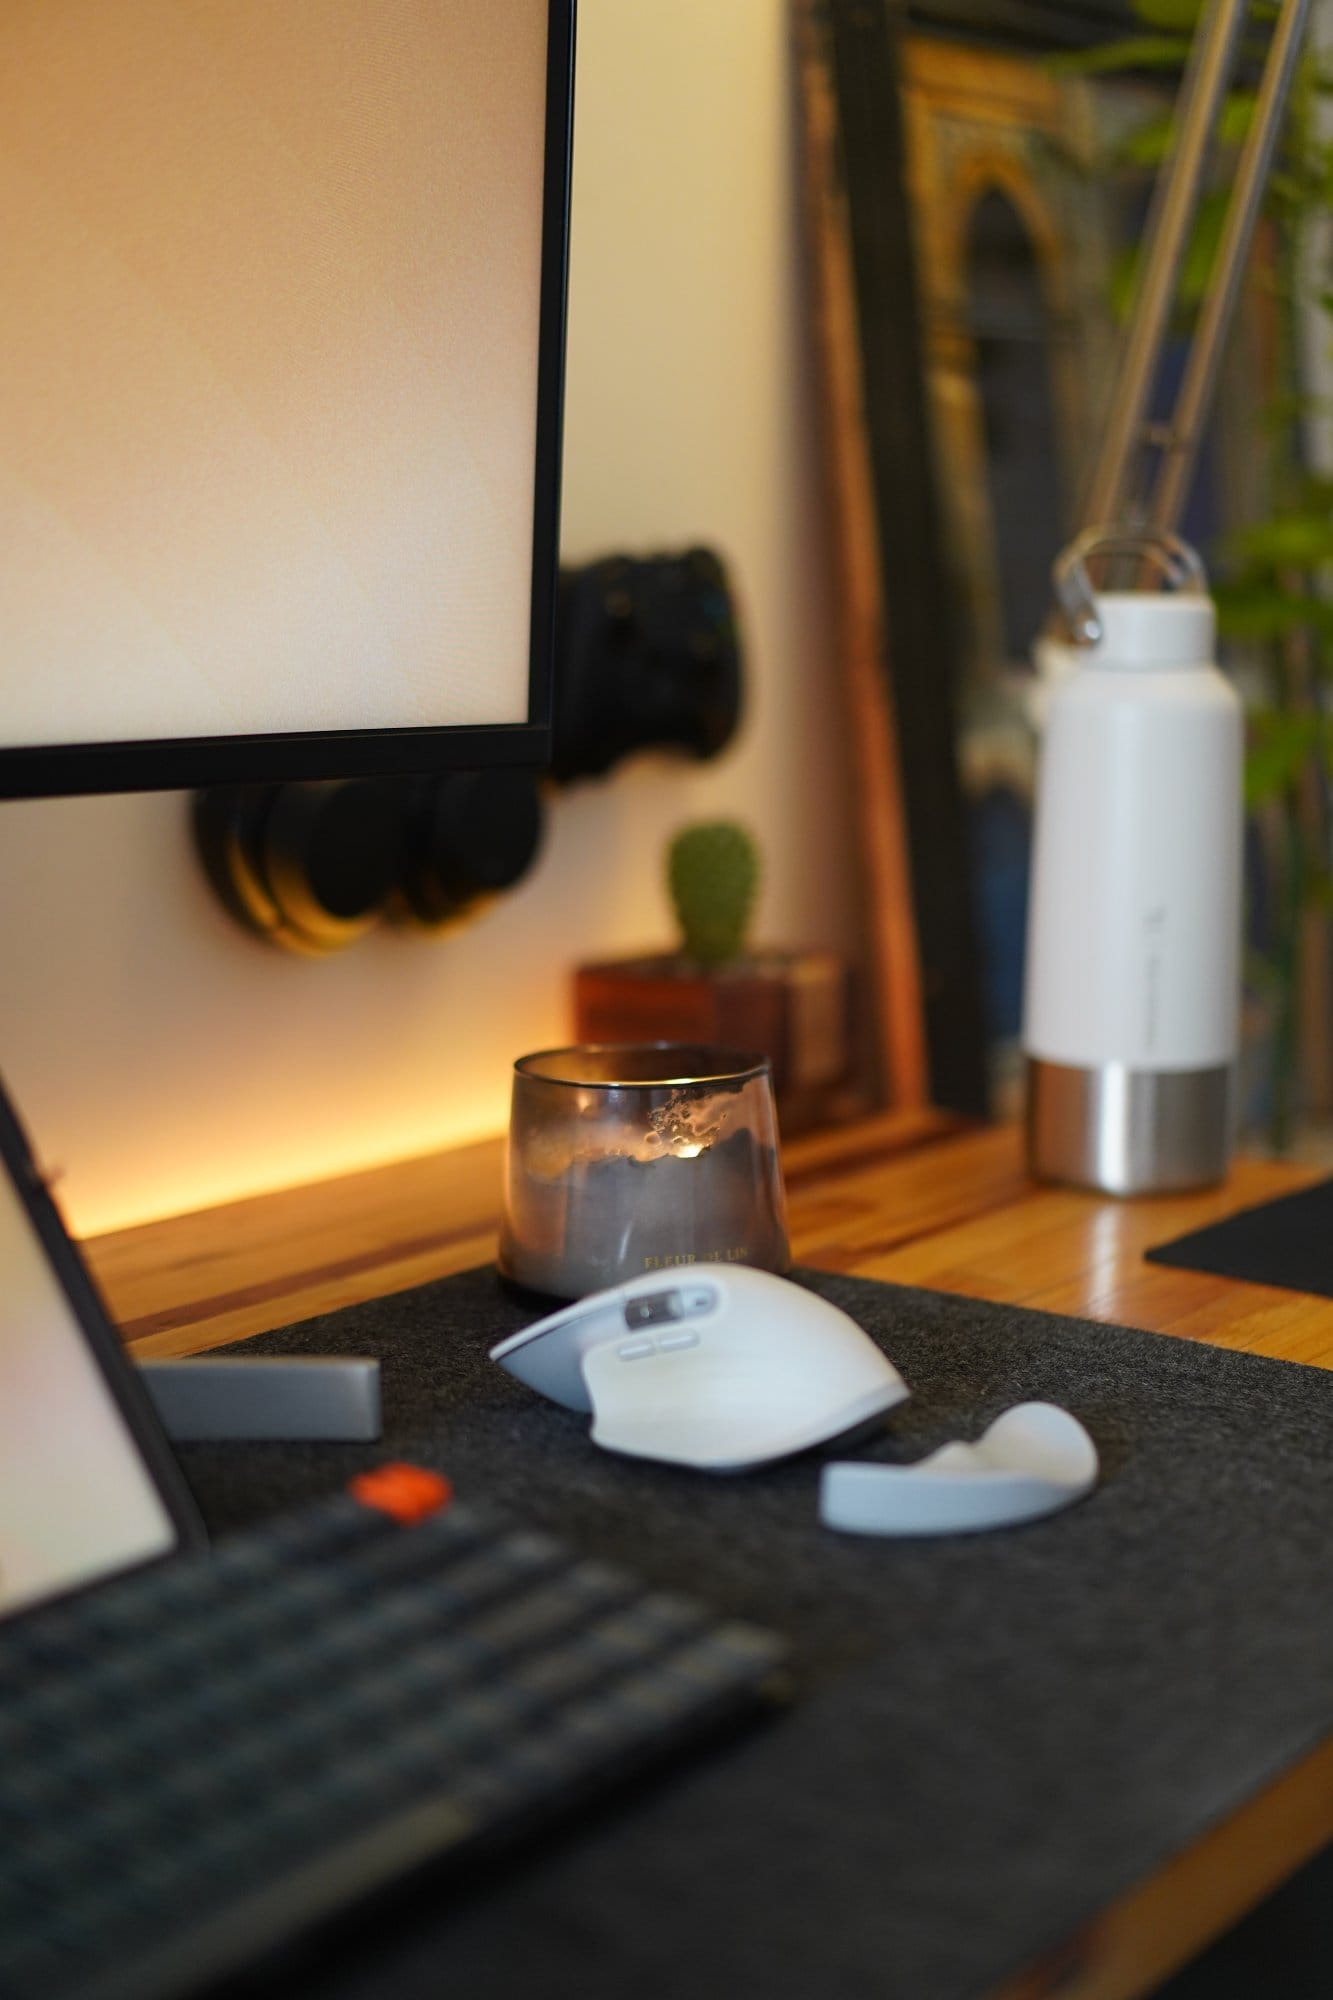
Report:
1023,566,1243,1193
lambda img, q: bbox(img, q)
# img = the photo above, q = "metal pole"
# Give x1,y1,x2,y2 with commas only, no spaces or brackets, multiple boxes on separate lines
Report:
1148,0,1313,535
1080,0,1249,530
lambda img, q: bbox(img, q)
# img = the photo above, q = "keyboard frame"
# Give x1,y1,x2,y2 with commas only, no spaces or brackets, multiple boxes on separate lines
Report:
0,1491,790,2000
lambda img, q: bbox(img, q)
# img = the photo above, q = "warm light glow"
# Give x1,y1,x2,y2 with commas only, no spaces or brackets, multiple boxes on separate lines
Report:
64,1089,514,1239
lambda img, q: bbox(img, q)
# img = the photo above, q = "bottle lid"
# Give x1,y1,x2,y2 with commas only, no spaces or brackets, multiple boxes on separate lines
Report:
1051,528,1214,669
1088,590,1215,669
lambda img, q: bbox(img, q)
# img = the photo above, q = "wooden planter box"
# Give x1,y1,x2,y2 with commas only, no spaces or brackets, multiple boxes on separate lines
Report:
573,950,855,1134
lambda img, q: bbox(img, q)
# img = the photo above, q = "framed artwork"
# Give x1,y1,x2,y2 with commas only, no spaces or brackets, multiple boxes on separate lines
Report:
795,2,1263,1110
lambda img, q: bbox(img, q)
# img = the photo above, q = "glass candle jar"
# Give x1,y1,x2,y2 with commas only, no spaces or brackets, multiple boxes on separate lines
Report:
499,1043,790,1300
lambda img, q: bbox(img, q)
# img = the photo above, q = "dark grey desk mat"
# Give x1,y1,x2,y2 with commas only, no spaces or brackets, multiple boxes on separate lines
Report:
1147,1175,1333,1299
177,1267,1333,2000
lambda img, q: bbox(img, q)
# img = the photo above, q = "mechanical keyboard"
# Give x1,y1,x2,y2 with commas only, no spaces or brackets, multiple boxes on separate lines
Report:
0,1466,788,2000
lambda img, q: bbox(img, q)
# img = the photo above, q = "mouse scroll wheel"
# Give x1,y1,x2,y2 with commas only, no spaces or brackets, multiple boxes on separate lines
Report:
623,1285,719,1330
623,1291,684,1329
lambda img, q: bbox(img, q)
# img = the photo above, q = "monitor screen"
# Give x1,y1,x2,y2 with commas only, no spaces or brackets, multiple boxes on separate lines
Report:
0,0,572,797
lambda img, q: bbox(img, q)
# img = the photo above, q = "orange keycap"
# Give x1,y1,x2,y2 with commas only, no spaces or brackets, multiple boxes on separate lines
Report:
349,1463,453,1524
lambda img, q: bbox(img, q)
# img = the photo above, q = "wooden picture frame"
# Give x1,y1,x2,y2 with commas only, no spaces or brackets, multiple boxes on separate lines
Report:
795,0,988,1116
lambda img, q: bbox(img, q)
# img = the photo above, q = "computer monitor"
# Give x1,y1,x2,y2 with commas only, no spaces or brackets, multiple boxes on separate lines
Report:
0,0,574,801
0,1,575,1437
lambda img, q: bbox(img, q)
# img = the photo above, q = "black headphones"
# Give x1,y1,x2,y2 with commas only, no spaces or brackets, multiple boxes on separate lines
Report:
192,771,545,955
192,545,742,952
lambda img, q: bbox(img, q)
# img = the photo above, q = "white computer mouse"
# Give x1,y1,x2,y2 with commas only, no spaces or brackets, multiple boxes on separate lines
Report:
489,1264,908,1473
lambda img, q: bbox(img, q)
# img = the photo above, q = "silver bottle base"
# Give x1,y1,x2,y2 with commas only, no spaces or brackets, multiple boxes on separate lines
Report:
1025,1057,1233,1195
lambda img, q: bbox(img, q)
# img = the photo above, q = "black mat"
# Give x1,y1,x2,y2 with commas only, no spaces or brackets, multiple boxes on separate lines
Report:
177,1267,1333,2000
1146,1175,1333,1299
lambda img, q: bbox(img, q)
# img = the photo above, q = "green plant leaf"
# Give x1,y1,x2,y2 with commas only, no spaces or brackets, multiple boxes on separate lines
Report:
1119,110,1175,169
1244,711,1325,809
1120,91,1254,169
1217,90,1257,145
1215,584,1333,643
1132,0,1203,29
1293,472,1333,514
1049,33,1191,75
1178,191,1229,304
1267,170,1308,210
1261,391,1333,432
1227,512,1333,567
1110,188,1233,320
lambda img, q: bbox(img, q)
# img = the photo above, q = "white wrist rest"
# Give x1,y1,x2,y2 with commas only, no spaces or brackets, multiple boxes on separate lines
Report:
820,1402,1098,1536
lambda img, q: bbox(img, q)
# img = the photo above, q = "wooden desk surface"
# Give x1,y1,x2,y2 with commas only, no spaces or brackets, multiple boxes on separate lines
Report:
82,1114,1333,2000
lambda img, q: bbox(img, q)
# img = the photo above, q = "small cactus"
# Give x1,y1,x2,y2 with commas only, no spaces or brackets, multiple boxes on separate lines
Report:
667,821,760,968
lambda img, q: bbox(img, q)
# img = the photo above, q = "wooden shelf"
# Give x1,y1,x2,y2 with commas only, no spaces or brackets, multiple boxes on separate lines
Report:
84,1110,1328,1371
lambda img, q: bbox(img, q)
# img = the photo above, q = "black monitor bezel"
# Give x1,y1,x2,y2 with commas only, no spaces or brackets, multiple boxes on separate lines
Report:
0,0,575,802
0,1073,208,1613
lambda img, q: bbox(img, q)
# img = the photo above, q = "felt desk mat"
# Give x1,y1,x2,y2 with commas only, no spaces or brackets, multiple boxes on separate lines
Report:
1147,1174,1333,1298
175,1267,1333,2000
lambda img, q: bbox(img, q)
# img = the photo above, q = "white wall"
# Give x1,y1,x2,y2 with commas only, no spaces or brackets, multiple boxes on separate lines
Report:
0,0,858,1235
